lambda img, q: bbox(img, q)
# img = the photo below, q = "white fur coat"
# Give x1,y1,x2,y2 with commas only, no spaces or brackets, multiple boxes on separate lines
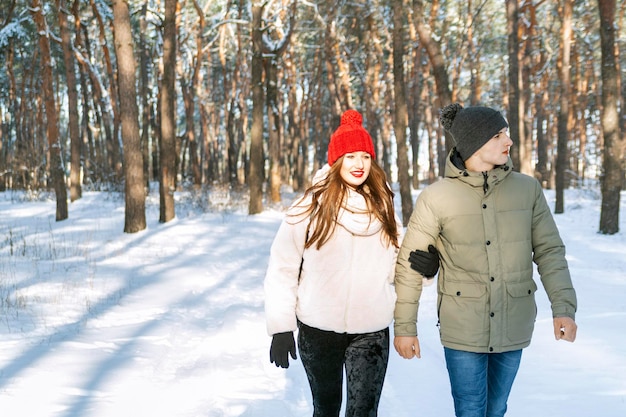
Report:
264,165,401,335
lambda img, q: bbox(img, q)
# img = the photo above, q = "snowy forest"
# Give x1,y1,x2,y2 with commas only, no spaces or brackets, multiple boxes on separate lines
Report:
0,0,624,233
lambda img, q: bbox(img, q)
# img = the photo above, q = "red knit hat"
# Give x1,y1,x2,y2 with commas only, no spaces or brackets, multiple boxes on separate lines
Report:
327,110,376,166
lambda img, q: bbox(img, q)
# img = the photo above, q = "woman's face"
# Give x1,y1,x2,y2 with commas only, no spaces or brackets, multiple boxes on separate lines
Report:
339,151,372,189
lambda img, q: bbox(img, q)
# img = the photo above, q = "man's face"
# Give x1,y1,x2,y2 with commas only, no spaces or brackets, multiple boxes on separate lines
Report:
471,128,513,168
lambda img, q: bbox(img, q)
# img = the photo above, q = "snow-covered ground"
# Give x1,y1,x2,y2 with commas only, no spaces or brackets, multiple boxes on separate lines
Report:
0,186,624,416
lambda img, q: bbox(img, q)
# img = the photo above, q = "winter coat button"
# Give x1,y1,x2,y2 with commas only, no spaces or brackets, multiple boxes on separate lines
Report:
490,312,495,317
456,291,461,296
490,277,495,282
482,204,487,209
486,240,491,245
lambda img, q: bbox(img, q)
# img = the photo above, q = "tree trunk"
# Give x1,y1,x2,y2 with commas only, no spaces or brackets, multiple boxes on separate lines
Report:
519,1,534,175
311,50,325,171
71,15,94,184
324,15,347,119
220,5,240,187
184,0,205,189
112,0,146,233
555,0,573,214
598,0,624,234
159,0,177,222
506,0,526,174
248,3,265,215
535,81,550,187
75,7,114,184
620,2,626,140
393,0,413,225
90,0,121,179
413,0,452,175
262,1,296,204
235,0,248,187
407,12,423,189
4,43,16,190
0,104,3,190
467,0,481,106
31,0,68,221
265,57,282,204
57,0,81,202
138,3,152,189
285,47,304,192
364,11,384,176
71,0,93,187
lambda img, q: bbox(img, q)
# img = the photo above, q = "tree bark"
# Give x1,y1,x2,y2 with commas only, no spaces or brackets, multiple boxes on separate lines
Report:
263,1,297,204
519,1,535,175
535,80,550,187
4,42,16,190
363,11,383,177
598,0,624,234
73,40,115,185
138,3,153,189
406,10,423,189
248,3,265,215
31,0,68,221
159,0,177,222
285,48,304,192
467,0,482,106
70,1,93,187
393,0,413,225
57,0,81,202
112,0,146,233
265,57,282,204
413,0,452,175
506,0,528,174
90,0,121,179
555,0,573,214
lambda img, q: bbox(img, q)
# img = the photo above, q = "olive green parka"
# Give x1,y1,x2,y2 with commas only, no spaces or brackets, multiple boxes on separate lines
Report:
394,150,577,353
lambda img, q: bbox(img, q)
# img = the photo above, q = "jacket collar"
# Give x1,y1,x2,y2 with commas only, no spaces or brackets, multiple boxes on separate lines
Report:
444,148,513,195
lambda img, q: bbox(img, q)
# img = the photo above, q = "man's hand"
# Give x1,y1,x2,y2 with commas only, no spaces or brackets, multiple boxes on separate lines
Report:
553,317,577,342
393,336,421,359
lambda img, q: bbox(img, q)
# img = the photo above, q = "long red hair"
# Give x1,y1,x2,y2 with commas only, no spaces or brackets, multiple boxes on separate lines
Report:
290,157,399,250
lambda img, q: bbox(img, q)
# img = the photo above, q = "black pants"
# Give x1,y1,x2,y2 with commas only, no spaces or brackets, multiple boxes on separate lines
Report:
297,321,389,417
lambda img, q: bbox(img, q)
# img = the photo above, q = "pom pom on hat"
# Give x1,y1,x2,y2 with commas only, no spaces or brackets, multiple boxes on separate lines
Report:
440,103,509,161
327,110,376,166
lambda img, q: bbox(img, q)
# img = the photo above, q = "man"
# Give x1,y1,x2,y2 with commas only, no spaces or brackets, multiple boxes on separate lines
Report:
394,103,577,417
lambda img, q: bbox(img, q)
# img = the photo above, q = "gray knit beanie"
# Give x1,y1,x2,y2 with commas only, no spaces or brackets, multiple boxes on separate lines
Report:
440,103,509,161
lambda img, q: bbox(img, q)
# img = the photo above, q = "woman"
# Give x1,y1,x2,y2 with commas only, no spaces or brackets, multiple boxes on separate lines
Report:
265,110,423,417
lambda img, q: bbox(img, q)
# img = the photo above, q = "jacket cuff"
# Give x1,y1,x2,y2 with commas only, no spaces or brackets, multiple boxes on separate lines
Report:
551,305,576,321
393,322,417,337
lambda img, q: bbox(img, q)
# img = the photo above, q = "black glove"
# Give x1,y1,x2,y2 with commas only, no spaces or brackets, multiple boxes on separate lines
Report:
408,244,440,278
270,331,297,368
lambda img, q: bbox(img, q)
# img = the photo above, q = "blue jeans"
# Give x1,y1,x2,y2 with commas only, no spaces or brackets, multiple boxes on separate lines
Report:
444,347,523,417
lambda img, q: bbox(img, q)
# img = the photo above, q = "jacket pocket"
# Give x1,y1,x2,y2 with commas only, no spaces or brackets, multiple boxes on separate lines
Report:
439,282,489,346
505,280,538,344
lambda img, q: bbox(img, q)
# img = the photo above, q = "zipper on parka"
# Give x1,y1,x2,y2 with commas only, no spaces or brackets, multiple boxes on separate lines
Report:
482,172,489,194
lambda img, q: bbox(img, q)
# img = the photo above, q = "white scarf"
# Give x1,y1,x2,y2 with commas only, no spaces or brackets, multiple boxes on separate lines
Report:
336,188,382,237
